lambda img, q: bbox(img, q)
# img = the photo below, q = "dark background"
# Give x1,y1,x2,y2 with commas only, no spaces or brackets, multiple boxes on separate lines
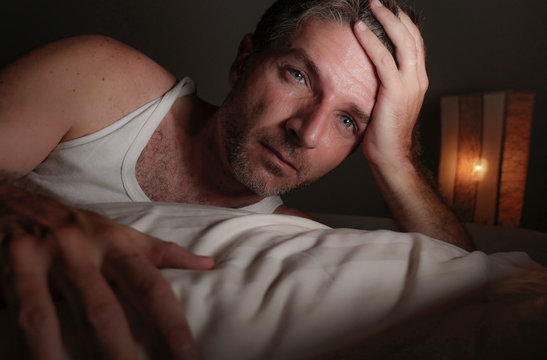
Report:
2,0,546,231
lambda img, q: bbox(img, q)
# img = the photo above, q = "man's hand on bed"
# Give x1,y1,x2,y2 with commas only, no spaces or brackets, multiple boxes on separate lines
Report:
352,1,473,250
0,184,214,359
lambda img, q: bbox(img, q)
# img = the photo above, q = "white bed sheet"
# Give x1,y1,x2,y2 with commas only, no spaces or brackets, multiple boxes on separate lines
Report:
311,212,547,266
75,202,546,360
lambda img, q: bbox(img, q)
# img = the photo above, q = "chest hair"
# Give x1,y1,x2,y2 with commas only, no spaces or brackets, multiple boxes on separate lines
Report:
135,125,202,203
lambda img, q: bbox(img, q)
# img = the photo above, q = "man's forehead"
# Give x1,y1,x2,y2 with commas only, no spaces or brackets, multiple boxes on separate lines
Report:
274,19,379,114
266,18,354,53
283,19,377,75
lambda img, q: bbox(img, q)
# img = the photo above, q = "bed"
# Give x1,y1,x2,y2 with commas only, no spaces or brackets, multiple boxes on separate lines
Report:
2,202,546,359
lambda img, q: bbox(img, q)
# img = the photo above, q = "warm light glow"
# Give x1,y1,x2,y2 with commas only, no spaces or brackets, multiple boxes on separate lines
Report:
471,158,488,181
440,91,533,226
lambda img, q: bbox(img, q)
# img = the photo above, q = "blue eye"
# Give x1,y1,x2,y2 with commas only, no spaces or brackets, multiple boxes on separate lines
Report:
288,69,306,84
340,115,355,130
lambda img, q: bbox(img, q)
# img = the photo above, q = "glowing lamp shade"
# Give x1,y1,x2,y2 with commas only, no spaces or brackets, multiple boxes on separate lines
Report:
439,91,534,226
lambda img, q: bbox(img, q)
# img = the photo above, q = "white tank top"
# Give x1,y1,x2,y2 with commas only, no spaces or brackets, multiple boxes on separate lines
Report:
18,78,283,214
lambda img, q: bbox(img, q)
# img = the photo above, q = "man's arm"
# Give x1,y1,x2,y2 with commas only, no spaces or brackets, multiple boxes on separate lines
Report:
0,35,175,176
354,0,473,250
0,36,213,358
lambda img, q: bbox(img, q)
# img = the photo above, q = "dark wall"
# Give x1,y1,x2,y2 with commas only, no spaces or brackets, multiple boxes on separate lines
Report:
2,0,545,231
410,0,547,231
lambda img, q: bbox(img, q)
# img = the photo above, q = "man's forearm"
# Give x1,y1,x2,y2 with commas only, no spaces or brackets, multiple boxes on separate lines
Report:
350,4,471,249
369,158,474,251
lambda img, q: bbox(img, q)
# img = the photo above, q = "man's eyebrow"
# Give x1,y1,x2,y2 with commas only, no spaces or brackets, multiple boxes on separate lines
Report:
281,48,321,79
349,104,370,126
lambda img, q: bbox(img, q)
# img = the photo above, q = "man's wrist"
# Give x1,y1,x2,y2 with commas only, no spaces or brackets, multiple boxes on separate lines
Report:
366,148,416,178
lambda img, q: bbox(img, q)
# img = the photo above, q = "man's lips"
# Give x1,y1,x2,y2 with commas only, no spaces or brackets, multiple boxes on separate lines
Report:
261,143,297,172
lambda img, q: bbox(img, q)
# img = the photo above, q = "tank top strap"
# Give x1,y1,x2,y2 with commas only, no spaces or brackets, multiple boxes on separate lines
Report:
122,78,196,200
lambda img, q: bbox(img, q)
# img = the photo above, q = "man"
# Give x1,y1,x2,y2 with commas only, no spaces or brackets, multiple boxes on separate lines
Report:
0,0,472,358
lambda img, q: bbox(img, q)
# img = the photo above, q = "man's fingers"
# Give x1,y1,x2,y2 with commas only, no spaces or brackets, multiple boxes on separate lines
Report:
52,226,139,360
9,235,65,360
2,195,204,359
369,0,419,72
62,264,139,360
355,0,429,103
398,10,429,90
398,10,425,58
105,252,199,360
139,236,215,270
87,213,215,271
354,20,400,86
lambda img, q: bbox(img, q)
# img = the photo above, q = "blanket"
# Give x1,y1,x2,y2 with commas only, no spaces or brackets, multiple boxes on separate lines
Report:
83,202,547,359
1,202,545,359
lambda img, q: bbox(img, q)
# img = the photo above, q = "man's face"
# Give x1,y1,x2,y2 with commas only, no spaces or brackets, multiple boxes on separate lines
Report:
218,18,379,196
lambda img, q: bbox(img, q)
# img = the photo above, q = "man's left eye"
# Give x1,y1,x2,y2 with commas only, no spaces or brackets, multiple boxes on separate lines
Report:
340,115,356,130
288,69,306,84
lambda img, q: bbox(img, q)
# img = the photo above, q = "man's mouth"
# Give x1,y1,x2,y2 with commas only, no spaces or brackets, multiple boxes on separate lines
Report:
261,142,297,172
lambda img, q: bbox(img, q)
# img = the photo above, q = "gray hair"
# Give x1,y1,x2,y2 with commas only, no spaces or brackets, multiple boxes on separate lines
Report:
252,0,421,57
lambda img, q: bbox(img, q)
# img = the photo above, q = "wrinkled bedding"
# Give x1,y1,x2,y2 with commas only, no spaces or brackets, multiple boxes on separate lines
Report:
79,202,547,360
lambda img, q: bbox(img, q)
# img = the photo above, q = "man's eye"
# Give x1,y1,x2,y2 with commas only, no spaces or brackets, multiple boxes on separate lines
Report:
288,69,306,84
340,115,356,131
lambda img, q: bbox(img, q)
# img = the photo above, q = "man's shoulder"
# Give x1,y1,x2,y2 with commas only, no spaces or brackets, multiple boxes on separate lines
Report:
53,34,176,101
44,35,178,140
0,35,178,177
49,35,171,76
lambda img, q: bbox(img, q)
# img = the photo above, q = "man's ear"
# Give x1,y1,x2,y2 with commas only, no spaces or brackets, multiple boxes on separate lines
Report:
229,34,255,87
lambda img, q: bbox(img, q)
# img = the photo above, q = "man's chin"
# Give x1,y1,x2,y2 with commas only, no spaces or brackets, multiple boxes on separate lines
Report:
245,175,313,197
237,174,297,197
245,181,292,197
229,156,312,196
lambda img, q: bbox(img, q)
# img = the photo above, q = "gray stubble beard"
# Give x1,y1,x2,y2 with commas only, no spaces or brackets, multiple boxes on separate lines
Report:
222,115,313,197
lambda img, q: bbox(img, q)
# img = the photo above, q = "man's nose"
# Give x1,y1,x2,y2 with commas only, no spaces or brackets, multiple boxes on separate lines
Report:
285,105,329,148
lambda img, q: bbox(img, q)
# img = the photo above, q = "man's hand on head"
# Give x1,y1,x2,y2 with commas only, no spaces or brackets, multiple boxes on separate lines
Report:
354,0,428,170
0,184,214,359
350,1,472,250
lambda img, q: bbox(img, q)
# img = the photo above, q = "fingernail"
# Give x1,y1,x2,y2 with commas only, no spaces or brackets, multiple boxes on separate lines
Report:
357,21,368,31
373,0,384,7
